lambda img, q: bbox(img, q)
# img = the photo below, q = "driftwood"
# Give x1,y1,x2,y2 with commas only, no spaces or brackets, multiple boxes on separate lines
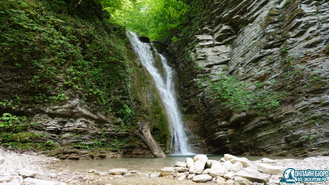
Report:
134,121,167,158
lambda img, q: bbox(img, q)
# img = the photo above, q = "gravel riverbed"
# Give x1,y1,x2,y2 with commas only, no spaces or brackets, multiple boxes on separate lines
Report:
0,147,328,185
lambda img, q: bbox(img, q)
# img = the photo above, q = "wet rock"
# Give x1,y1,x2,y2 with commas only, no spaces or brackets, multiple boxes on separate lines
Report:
192,174,213,182
138,36,150,43
108,168,128,175
257,163,284,175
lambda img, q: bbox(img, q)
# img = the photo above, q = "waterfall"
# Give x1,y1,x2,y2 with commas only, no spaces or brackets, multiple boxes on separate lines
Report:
127,31,192,155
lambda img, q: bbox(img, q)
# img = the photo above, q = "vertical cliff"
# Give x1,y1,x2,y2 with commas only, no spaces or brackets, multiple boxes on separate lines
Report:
165,0,329,156
0,0,170,159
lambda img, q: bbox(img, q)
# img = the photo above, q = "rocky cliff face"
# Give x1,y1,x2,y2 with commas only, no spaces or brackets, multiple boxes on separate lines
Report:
0,0,170,159
165,0,329,156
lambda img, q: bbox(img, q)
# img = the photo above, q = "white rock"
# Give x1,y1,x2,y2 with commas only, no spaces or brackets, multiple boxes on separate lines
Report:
175,162,187,167
88,169,97,173
216,176,226,183
224,154,250,167
192,174,213,182
231,161,243,172
193,155,208,174
177,173,187,180
202,169,211,174
206,160,217,168
23,178,66,185
160,167,174,176
209,162,227,177
226,179,235,185
187,174,196,179
194,154,208,162
257,163,284,175
98,172,109,176
149,172,161,178
174,167,188,172
224,171,235,179
234,176,251,185
235,171,268,184
112,175,124,179
18,170,37,178
185,158,194,167
108,168,128,175
220,157,226,162
223,160,233,171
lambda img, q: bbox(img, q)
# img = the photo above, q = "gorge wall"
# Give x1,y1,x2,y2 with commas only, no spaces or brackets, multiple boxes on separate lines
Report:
0,0,170,159
164,0,329,156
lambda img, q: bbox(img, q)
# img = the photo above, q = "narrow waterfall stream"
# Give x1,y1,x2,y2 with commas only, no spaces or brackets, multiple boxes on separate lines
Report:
127,31,192,155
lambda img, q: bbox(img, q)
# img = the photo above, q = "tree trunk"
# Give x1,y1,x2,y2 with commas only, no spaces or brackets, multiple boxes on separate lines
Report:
134,121,167,158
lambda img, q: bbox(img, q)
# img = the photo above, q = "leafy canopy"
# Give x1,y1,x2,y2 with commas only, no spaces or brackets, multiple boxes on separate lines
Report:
103,0,189,41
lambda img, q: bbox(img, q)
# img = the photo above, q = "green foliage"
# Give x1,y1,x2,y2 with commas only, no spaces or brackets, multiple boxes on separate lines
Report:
203,74,284,113
111,0,189,41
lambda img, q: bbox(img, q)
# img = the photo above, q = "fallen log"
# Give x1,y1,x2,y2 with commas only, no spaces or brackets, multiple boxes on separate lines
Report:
134,121,167,158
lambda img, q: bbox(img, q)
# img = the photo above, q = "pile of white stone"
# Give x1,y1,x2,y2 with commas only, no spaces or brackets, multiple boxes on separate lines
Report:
160,154,286,185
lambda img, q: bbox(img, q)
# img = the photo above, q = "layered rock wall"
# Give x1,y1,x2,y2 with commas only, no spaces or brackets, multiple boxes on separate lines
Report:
165,0,329,156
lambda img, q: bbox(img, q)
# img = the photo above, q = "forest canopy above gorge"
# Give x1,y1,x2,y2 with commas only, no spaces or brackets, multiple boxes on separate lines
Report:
99,0,190,41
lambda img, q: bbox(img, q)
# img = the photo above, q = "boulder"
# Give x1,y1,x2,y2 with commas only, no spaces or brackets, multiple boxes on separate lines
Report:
174,167,188,172
193,155,208,174
187,174,196,179
194,155,208,162
231,162,243,172
216,176,226,183
223,160,233,171
220,157,226,162
185,157,194,173
192,174,213,182
257,163,284,175
206,160,217,168
235,171,268,184
108,168,128,175
138,36,150,43
209,161,227,177
175,162,187,167
224,154,250,167
160,167,175,177
224,171,235,179
177,173,187,180
234,176,252,185
202,169,211,174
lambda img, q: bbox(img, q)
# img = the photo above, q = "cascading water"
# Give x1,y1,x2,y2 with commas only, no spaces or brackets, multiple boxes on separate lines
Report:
127,31,192,155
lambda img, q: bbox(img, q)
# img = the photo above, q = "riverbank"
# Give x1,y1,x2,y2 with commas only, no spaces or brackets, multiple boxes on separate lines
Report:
0,147,328,185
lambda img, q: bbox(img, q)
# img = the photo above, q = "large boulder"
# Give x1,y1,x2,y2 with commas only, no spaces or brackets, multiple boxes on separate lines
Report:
209,161,227,177
231,161,243,172
224,154,250,167
193,155,208,174
257,163,284,175
192,174,213,182
185,158,194,173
